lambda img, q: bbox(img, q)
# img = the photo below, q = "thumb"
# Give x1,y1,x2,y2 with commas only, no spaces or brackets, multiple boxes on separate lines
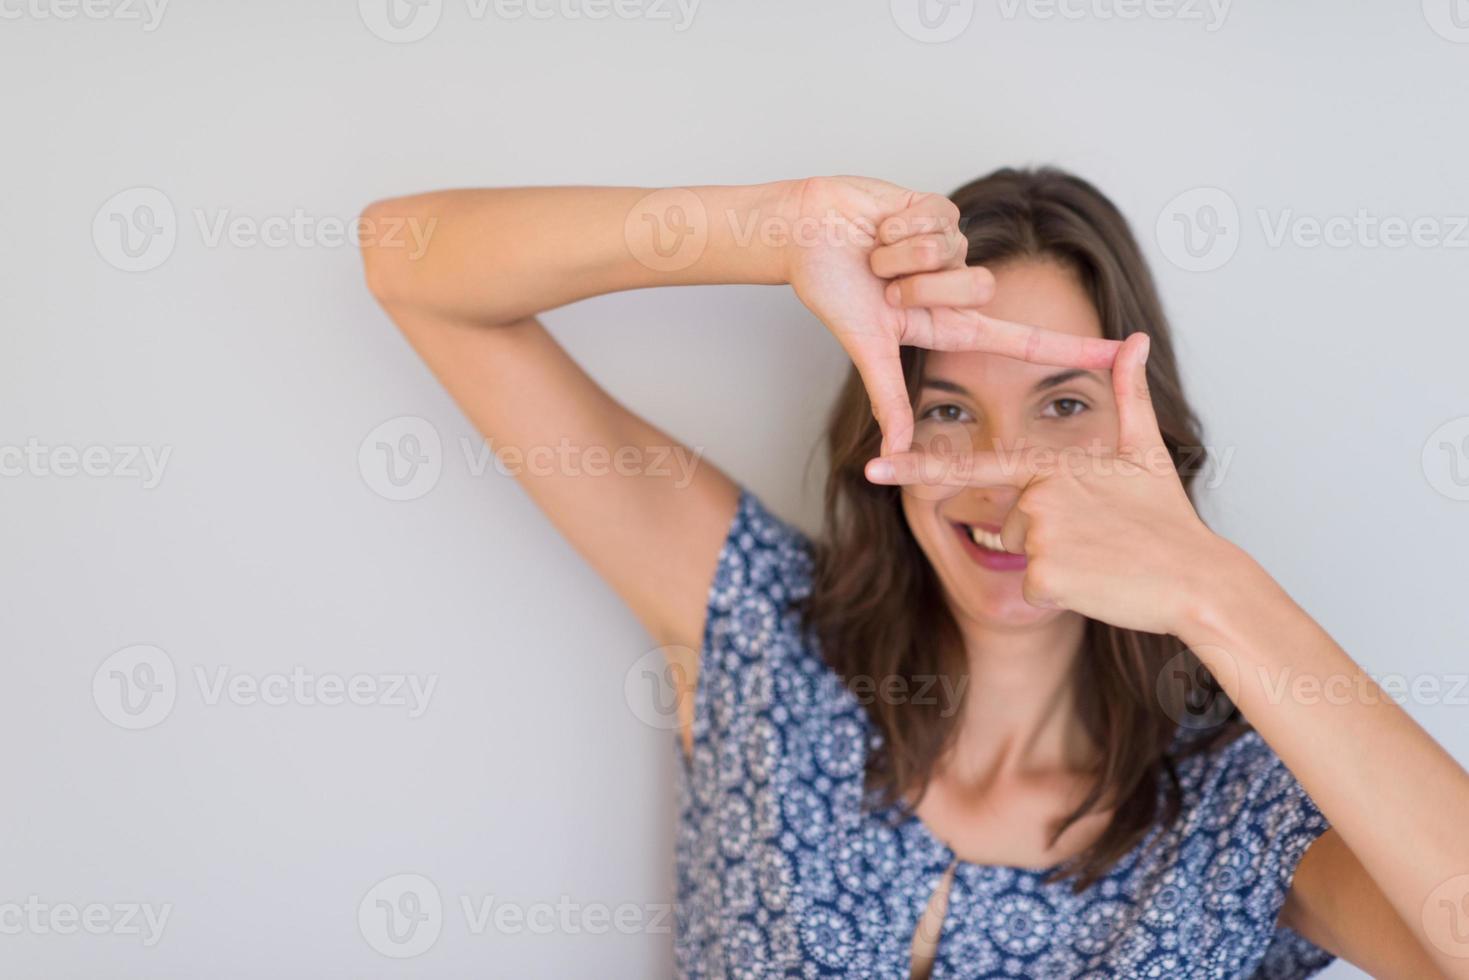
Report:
849,342,914,456
1113,332,1164,452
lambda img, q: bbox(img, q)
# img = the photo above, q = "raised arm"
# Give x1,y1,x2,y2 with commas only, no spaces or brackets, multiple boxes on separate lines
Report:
357,183,806,658
359,177,1122,750
868,335,1469,977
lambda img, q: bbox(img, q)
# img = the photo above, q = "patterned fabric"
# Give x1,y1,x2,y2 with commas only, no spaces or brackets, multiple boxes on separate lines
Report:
673,489,1335,979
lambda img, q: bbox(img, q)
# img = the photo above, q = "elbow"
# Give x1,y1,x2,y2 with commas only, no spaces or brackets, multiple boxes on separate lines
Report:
358,197,418,309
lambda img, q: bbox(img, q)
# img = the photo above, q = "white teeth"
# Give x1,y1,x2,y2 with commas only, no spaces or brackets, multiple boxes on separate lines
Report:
967,525,1006,552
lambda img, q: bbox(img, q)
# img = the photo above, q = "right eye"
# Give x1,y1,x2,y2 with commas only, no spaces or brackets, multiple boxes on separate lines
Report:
919,403,972,423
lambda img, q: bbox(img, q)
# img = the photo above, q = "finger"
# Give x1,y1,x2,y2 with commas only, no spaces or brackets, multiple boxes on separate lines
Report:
1021,570,1060,610
864,448,1038,490
1112,332,1165,451
883,266,996,308
999,506,1029,556
870,231,967,279
847,342,915,456
877,193,963,246
918,309,1123,371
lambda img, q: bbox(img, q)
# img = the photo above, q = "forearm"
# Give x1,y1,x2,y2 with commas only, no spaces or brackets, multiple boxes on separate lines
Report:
1180,545,1469,976
359,181,801,325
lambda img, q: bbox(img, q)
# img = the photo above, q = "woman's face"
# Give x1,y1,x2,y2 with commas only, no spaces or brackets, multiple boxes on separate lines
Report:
901,257,1120,630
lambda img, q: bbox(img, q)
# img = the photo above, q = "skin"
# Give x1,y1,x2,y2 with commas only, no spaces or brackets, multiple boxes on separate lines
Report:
360,176,1463,978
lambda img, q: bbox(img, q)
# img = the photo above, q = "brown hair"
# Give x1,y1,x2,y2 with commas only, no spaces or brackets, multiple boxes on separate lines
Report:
806,166,1243,889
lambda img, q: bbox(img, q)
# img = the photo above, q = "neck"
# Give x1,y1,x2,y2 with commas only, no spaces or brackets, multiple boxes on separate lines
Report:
942,609,1093,783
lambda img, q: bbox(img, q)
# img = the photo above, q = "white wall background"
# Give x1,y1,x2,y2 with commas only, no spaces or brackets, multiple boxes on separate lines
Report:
3,1,1467,976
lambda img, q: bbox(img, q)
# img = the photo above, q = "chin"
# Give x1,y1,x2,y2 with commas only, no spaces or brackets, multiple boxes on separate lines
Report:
947,580,1063,632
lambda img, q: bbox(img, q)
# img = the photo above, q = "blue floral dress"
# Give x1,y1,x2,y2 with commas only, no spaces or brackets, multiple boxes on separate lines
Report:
674,490,1336,979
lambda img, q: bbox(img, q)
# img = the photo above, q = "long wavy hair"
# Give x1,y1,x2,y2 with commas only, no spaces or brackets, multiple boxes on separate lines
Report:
805,166,1244,890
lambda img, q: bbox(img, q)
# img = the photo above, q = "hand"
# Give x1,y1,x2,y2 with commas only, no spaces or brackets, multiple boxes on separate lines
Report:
864,333,1235,636
782,176,1123,455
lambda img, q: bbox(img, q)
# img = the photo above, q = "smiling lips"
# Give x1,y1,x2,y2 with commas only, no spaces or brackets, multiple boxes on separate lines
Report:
950,520,1028,572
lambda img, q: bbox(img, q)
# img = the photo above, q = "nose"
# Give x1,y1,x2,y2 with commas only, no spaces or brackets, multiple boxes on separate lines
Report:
968,482,1020,513
961,416,1024,512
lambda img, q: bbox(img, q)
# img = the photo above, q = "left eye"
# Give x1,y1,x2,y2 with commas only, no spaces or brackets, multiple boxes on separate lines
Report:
1043,398,1088,418
921,403,971,423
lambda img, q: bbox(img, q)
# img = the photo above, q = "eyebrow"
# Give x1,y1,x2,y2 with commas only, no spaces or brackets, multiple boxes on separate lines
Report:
922,369,1102,397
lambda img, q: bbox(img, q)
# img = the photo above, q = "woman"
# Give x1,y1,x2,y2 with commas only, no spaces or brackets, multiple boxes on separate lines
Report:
360,170,1468,978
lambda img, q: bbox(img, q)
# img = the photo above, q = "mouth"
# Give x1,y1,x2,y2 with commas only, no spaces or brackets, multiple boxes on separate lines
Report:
949,520,1028,572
